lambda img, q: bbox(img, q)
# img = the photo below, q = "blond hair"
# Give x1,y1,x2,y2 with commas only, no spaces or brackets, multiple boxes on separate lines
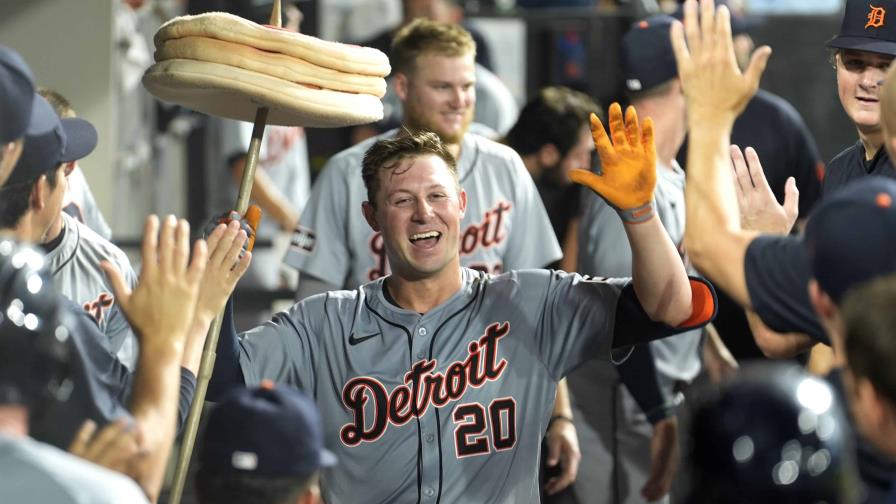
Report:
391,18,476,76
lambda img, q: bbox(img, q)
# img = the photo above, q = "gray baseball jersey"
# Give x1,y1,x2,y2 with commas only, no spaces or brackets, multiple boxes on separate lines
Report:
283,130,562,287
233,267,628,503
63,166,112,241
44,212,139,369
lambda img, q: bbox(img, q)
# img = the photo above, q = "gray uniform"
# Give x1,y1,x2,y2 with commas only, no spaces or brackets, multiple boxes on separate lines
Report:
63,166,112,240
0,433,149,504
45,212,139,369
232,268,626,503
569,161,702,504
284,130,561,288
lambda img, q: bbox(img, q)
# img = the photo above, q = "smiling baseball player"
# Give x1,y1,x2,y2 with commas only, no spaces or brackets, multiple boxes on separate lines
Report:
210,111,715,503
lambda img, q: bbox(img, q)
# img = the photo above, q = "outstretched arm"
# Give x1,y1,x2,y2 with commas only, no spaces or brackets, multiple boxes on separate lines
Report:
570,104,692,326
671,0,771,308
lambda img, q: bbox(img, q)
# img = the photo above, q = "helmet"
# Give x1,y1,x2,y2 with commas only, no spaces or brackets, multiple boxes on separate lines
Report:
687,363,859,504
0,239,72,408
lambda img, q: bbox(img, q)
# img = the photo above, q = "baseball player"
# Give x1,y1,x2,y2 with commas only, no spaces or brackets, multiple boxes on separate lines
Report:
32,88,140,370
210,120,715,503
283,19,581,490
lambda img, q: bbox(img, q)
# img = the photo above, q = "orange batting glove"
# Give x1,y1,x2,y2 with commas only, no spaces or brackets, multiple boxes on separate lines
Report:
569,103,657,223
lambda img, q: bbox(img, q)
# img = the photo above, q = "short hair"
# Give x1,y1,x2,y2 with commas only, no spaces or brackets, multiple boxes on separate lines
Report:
0,166,62,229
391,18,476,76
37,87,76,118
505,86,600,157
195,468,315,504
362,128,458,205
841,274,896,405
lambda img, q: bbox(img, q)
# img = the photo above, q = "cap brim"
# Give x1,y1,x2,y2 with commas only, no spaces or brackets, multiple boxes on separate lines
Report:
319,448,337,468
59,118,97,162
26,95,58,136
826,35,896,56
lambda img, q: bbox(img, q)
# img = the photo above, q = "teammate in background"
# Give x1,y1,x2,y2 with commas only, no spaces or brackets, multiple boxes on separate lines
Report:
285,18,582,495
38,88,113,240
0,244,149,504
570,16,735,504
31,88,140,370
0,46,44,187
672,0,896,499
211,123,715,503
354,0,517,140
195,383,335,504
504,85,599,272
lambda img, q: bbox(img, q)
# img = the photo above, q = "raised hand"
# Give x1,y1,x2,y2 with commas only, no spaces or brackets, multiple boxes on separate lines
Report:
569,103,657,223
101,215,207,355
68,418,147,479
670,0,771,126
195,219,252,321
731,145,799,234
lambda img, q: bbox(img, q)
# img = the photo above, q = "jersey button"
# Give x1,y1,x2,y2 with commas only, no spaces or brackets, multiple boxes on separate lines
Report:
426,433,435,443
424,488,435,497
418,327,427,336
416,351,425,359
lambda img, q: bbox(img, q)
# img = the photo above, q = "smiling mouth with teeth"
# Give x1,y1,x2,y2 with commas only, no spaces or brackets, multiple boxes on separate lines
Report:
410,231,442,243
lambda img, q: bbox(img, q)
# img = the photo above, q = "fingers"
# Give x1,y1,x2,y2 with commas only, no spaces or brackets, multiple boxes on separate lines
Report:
68,419,97,455
204,223,227,260
187,239,209,286
670,20,690,76
568,169,605,194
173,218,191,273
223,229,249,271
716,3,736,69
640,117,655,155
744,45,773,92
589,113,615,163
607,103,628,150
100,260,131,307
730,144,751,194
209,221,241,269
682,0,701,57
158,215,177,274
699,0,716,44
546,436,560,466
624,106,640,147
783,176,800,224
743,147,770,194
140,215,159,277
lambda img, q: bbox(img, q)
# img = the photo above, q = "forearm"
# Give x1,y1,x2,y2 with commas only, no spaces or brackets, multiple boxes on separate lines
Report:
128,342,184,502
552,379,573,418
745,310,815,358
623,215,691,325
231,158,299,231
181,312,214,375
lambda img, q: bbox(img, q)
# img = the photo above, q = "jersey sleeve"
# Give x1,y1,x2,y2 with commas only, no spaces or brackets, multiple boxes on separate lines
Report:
525,270,620,380
236,296,323,393
501,152,562,270
744,235,828,343
283,158,353,288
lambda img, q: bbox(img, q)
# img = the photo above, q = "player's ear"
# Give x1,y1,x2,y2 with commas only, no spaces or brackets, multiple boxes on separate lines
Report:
362,201,380,232
458,188,467,218
394,72,409,102
808,279,836,320
536,144,560,168
29,175,47,210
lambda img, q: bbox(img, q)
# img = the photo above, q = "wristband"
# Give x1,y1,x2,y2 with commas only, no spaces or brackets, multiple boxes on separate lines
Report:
548,415,574,430
617,200,655,224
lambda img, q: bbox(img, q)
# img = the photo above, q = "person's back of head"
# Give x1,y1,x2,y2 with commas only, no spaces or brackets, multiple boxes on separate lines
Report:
840,275,896,456
505,86,598,158
686,362,859,504
391,17,475,77
620,15,679,103
196,381,336,504
0,240,73,416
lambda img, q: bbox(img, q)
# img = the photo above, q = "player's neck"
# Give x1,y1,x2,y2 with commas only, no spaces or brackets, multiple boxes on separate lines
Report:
385,265,464,313
858,127,884,160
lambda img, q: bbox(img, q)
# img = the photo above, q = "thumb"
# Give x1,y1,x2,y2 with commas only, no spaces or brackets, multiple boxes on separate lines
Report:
100,261,131,307
783,176,800,220
743,45,772,92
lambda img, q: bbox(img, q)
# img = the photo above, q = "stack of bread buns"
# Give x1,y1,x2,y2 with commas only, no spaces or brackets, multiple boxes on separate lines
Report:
143,12,390,127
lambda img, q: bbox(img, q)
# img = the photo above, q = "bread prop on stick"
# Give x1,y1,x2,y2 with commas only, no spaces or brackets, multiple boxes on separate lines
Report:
142,11,390,127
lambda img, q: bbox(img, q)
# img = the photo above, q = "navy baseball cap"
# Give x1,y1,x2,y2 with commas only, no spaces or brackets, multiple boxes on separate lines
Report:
621,15,678,93
0,46,45,144
804,176,896,303
827,0,896,56
200,381,337,477
3,95,97,188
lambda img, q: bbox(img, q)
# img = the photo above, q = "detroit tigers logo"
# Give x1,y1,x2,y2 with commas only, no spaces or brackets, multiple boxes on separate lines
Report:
866,4,886,29
83,292,114,324
367,201,512,280
339,322,511,450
